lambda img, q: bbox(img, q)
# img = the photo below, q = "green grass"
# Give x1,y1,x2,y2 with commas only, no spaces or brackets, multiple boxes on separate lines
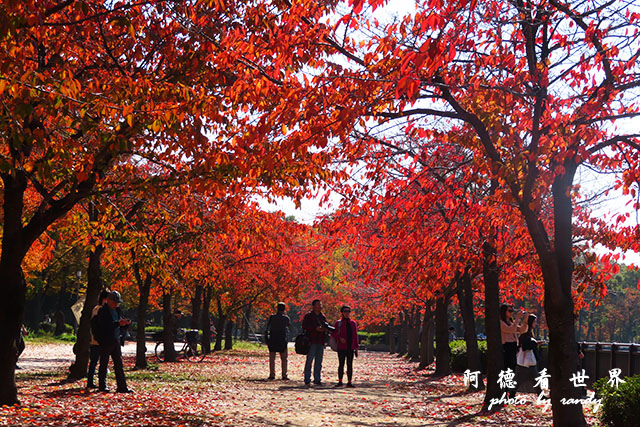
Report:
231,340,266,351
15,371,61,381
24,331,76,344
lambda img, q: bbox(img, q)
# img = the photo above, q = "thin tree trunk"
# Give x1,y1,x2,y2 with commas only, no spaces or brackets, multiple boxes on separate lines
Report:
434,293,451,376
481,239,504,412
135,273,152,369
68,240,104,380
201,286,212,353
191,284,202,330
388,317,396,354
397,310,408,356
225,319,234,350
214,315,226,351
419,300,434,369
407,306,420,362
242,305,251,340
214,297,226,351
457,268,484,390
162,291,177,362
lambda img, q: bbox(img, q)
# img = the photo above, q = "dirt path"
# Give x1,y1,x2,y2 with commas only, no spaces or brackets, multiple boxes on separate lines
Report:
17,341,140,373
4,344,598,426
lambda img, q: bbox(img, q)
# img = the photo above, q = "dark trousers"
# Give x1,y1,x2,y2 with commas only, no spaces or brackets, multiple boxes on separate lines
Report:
98,341,127,390
503,342,518,397
17,335,25,358
337,349,354,382
87,345,101,386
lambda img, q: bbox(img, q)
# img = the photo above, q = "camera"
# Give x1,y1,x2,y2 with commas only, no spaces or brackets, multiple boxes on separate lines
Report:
322,321,335,332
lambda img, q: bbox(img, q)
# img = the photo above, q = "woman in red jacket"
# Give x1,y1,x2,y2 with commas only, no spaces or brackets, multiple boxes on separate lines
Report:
332,305,359,387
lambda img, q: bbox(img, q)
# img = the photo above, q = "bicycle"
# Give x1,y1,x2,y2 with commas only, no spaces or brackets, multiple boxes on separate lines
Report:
155,329,207,362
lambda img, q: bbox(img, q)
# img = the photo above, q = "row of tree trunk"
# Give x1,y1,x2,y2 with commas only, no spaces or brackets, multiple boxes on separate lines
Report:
387,268,489,392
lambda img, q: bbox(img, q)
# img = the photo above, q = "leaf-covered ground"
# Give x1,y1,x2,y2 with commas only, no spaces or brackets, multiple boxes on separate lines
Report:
3,344,599,426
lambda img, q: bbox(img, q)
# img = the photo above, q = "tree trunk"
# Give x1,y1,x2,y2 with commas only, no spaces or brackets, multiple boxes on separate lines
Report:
214,296,226,351
224,319,234,350
388,317,396,354
201,286,212,354
397,310,408,356
191,284,202,330
162,291,177,362
135,273,152,369
481,239,504,412
241,305,251,340
0,172,30,405
457,268,484,390
434,293,451,376
419,300,434,369
407,306,420,362
68,240,104,380
543,168,585,426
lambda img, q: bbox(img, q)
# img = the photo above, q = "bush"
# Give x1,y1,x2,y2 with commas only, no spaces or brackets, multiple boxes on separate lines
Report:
594,374,640,427
358,332,386,346
450,339,487,373
39,322,54,333
131,325,163,334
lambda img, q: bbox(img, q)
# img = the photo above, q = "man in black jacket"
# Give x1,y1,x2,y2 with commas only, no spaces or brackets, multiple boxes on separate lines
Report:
265,302,290,380
96,291,132,393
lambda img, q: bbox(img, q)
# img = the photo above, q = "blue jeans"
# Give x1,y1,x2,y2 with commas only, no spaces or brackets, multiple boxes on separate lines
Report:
304,343,324,384
87,345,100,386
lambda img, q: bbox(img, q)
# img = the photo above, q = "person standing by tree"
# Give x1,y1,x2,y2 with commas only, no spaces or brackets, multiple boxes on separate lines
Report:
87,290,110,389
95,291,132,393
516,314,540,394
302,299,330,387
332,305,359,388
500,304,525,397
265,302,291,380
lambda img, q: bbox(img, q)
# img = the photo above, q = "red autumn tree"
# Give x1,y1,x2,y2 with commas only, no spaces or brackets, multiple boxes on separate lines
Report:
277,0,640,423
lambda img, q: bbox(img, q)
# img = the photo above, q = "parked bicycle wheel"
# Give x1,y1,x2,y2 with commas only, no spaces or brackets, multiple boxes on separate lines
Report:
155,342,165,362
184,342,206,362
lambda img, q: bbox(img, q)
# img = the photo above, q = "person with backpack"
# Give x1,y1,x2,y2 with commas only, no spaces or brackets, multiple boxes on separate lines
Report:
95,291,132,393
331,305,359,388
87,290,110,389
302,299,331,387
265,302,291,380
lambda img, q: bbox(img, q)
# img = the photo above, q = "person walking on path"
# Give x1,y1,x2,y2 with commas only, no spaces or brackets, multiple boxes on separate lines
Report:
15,324,27,369
332,305,359,388
500,304,525,398
95,291,133,393
87,290,110,389
265,302,291,380
302,299,331,387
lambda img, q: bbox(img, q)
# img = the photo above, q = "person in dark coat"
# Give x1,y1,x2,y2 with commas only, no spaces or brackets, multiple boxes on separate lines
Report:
87,290,110,388
265,302,291,380
302,299,330,387
331,305,359,387
95,291,132,393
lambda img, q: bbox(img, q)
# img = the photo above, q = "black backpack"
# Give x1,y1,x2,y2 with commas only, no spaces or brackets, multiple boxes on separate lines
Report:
294,332,311,355
90,308,102,343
